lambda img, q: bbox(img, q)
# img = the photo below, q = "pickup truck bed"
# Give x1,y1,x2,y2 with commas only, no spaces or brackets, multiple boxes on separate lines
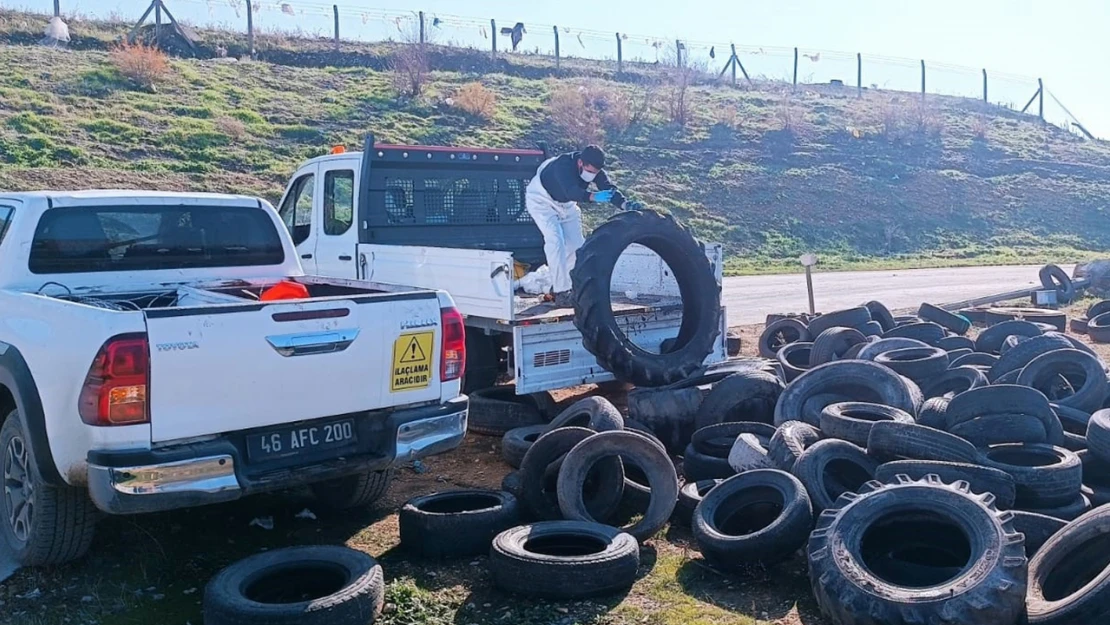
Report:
513,293,683,324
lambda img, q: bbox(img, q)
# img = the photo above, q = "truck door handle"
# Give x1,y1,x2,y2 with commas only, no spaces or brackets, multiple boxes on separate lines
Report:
338,255,352,261
266,328,360,357
301,253,313,259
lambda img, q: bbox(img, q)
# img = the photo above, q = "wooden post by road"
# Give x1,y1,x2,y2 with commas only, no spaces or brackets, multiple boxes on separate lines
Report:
554,26,561,69
246,0,254,57
616,33,623,74
792,47,798,88
491,20,497,58
333,5,339,50
154,0,161,45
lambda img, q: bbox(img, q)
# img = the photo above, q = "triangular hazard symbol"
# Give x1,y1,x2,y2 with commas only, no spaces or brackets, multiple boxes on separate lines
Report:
399,336,427,363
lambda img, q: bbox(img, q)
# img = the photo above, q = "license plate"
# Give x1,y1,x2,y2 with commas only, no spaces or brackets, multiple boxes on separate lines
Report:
391,331,434,392
246,419,357,462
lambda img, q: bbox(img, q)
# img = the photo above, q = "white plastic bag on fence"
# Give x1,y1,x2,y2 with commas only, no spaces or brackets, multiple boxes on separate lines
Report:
41,16,70,47
518,265,552,295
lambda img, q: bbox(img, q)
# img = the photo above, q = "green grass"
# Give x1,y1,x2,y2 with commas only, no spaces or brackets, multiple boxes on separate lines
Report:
3,9,1110,275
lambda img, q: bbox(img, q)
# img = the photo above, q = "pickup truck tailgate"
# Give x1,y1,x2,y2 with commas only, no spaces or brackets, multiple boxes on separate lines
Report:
144,293,443,443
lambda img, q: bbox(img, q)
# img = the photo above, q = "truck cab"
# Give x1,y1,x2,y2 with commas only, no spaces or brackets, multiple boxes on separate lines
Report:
278,136,728,394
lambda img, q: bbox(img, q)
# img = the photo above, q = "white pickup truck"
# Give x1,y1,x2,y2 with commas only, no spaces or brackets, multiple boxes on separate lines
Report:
278,136,728,394
0,190,468,566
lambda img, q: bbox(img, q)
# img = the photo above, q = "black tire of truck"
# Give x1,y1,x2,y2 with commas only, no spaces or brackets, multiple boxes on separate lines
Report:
0,411,97,566
489,521,640,599
1039,263,1076,304
462,332,501,394
203,545,385,625
807,476,1027,625
311,470,394,510
570,210,721,387
399,490,521,559
467,386,548,436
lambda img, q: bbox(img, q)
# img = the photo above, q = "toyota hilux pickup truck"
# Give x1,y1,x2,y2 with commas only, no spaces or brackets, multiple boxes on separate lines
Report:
0,190,468,566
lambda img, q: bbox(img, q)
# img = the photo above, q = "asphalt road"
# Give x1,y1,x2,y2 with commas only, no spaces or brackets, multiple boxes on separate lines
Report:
722,264,1073,326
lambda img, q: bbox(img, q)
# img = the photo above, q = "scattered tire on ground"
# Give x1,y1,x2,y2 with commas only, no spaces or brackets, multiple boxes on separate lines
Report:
807,476,1027,625
1026,504,1110,623
489,521,640,598
203,545,385,625
400,490,520,559
468,386,548,435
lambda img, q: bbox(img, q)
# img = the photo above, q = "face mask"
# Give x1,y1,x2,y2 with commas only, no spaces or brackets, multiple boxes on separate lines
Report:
580,169,597,183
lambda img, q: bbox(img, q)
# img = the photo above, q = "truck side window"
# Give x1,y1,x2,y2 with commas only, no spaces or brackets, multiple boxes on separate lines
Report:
278,174,314,245
323,170,354,235
0,206,13,246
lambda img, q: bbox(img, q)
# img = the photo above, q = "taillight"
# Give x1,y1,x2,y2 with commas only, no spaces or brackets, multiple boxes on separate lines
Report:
440,306,466,382
79,334,150,426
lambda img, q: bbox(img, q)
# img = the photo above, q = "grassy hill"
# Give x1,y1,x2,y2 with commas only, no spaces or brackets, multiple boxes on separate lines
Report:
3,9,1110,274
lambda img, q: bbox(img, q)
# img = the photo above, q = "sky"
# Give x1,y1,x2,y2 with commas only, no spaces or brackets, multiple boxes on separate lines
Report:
12,0,1110,136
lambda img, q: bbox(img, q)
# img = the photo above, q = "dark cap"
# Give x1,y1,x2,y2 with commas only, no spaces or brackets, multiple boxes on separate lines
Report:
580,145,605,169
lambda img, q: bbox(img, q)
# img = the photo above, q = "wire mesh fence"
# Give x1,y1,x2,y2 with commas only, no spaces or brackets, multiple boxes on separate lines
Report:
31,0,1087,134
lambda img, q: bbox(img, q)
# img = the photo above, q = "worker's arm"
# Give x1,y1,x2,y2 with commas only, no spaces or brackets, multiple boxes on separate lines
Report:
593,170,629,208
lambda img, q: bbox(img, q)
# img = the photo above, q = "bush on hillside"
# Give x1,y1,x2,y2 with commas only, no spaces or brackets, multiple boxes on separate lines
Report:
110,41,169,92
880,96,943,142
391,43,429,98
215,116,247,141
451,82,496,120
547,81,633,147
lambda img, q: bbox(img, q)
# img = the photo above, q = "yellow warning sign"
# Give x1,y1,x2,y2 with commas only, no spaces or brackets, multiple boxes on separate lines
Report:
391,332,434,392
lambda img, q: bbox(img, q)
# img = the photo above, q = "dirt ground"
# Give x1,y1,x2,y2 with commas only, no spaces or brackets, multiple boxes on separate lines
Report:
2,298,1106,625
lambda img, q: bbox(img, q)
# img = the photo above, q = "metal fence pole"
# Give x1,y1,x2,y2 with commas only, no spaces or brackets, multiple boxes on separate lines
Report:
332,5,339,50
616,33,622,74
419,11,425,45
491,19,497,58
920,60,926,99
982,69,988,103
676,39,683,66
792,47,798,88
554,26,561,69
857,53,862,97
1038,78,1044,120
53,0,60,17
245,0,254,57
154,0,162,45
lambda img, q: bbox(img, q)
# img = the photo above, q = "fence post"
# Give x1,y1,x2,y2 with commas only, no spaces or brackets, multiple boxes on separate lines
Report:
332,5,339,50
245,0,254,57
53,0,60,17
419,11,425,45
731,46,737,85
616,33,622,74
982,69,987,103
554,26,561,69
676,39,683,66
1038,78,1044,120
154,0,162,45
491,19,497,58
792,47,798,88
920,60,926,100
857,53,862,97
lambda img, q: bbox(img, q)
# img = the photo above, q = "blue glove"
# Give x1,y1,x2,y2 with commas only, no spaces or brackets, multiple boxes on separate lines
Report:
623,200,644,211
592,189,615,203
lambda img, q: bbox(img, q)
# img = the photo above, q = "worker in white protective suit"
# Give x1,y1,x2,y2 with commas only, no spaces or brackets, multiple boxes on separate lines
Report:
526,145,641,308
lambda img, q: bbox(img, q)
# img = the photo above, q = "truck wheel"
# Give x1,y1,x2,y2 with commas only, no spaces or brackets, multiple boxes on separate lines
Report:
203,545,384,625
570,210,721,387
310,470,393,510
0,411,96,566
463,333,500,394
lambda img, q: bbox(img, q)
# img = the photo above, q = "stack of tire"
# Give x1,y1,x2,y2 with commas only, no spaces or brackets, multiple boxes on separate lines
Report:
630,299,1110,624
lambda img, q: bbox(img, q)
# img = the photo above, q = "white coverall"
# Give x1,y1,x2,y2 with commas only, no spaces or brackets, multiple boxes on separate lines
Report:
526,157,585,294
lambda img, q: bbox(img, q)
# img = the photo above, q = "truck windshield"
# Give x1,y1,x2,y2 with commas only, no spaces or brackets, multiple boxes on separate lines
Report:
28,205,285,274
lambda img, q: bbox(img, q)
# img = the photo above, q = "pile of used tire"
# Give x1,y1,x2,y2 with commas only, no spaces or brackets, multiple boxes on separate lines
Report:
579,298,1108,624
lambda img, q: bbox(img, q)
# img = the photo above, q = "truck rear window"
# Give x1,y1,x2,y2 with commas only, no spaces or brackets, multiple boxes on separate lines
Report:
29,205,285,274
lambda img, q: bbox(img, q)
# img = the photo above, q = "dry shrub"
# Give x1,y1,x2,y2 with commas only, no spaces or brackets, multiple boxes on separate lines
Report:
880,96,943,142
547,81,634,146
661,45,707,127
971,114,990,140
110,41,169,91
776,96,812,137
713,105,741,130
391,44,429,98
215,116,247,141
452,82,496,120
